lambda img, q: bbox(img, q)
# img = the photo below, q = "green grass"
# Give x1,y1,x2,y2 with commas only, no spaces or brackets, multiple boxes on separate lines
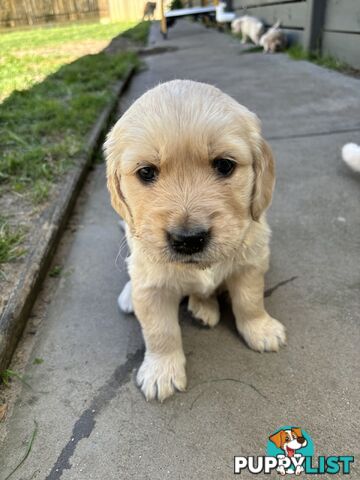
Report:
241,46,263,54
121,21,152,44
49,265,62,277
287,44,347,71
0,21,138,101
0,217,26,266
0,21,137,52
0,368,30,387
0,50,139,202
0,22,150,210
33,357,44,365
3,419,38,480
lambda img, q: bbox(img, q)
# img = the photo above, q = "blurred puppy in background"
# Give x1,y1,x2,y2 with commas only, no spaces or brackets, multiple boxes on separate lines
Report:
260,20,287,53
231,15,265,45
105,80,285,402
143,1,156,21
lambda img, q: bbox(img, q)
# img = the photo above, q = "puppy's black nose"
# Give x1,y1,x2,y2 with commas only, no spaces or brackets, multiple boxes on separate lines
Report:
167,227,210,255
297,437,306,445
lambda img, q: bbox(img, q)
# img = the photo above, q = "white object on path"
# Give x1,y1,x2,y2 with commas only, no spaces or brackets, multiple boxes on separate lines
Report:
342,143,360,172
216,2,235,23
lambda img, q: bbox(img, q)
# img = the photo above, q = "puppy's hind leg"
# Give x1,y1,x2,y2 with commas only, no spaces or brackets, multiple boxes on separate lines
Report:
188,294,220,328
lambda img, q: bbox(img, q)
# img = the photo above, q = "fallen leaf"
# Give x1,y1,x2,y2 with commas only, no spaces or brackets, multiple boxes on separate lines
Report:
0,403,8,421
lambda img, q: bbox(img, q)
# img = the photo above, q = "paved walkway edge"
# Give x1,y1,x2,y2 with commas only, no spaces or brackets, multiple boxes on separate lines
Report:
0,66,136,372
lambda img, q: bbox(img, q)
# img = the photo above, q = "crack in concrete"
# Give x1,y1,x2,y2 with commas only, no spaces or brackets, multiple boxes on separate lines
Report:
45,276,296,478
46,348,143,480
265,276,298,297
189,378,268,410
268,127,360,141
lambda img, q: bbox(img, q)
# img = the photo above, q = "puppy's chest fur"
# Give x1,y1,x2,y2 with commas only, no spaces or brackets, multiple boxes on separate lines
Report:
175,263,231,297
131,257,233,298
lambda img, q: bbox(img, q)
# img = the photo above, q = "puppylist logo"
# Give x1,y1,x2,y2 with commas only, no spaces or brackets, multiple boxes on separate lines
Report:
234,426,354,475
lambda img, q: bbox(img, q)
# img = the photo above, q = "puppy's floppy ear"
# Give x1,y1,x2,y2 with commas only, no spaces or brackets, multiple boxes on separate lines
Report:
104,130,132,225
106,170,131,222
269,430,285,449
251,139,275,221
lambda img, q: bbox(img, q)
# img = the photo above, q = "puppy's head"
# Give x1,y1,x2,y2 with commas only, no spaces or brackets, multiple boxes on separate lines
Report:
231,18,243,34
105,80,274,266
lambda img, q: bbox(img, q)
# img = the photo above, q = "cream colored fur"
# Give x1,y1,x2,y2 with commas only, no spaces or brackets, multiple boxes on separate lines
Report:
231,15,265,45
104,80,286,402
259,21,287,53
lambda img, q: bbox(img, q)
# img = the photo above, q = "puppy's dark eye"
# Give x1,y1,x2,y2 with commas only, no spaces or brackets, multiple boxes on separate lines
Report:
212,158,236,177
137,166,158,183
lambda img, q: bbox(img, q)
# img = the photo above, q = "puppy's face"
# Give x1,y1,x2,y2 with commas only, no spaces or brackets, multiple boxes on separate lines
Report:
105,80,274,267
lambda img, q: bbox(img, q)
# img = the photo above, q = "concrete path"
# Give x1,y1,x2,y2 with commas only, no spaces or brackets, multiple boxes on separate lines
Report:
1,21,360,480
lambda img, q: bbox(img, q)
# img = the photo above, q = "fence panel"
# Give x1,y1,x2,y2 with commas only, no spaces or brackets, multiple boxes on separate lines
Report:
321,0,360,68
324,0,360,33
107,0,173,22
322,31,360,68
232,0,306,44
0,0,102,27
233,1,307,29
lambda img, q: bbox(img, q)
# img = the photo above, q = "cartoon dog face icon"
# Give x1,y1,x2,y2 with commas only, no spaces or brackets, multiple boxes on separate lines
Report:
269,428,307,475
270,428,307,456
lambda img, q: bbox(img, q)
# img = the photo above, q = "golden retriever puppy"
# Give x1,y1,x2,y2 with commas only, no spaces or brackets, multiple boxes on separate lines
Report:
231,15,265,45
259,21,287,53
104,80,286,402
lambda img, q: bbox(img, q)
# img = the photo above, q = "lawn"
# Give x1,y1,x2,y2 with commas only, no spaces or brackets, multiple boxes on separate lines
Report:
0,21,149,269
0,21,145,101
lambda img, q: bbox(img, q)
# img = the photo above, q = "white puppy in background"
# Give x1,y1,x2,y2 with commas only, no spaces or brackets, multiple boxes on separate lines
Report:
342,143,360,172
231,15,265,45
259,20,287,53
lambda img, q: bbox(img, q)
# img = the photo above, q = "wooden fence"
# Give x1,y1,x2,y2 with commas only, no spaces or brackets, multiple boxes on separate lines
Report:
233,0,360,68
0,0,173,26
0,0,108,27
107,0,171,22
0,0,200,27
322,0,360,68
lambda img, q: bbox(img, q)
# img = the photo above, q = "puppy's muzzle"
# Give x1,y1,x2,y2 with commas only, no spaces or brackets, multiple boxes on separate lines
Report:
167,227,210,256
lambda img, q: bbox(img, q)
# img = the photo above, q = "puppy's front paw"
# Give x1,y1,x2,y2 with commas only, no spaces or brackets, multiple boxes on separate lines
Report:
118,280,134,314
188,294,220,328
136,351,187,402
238,314,286,352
